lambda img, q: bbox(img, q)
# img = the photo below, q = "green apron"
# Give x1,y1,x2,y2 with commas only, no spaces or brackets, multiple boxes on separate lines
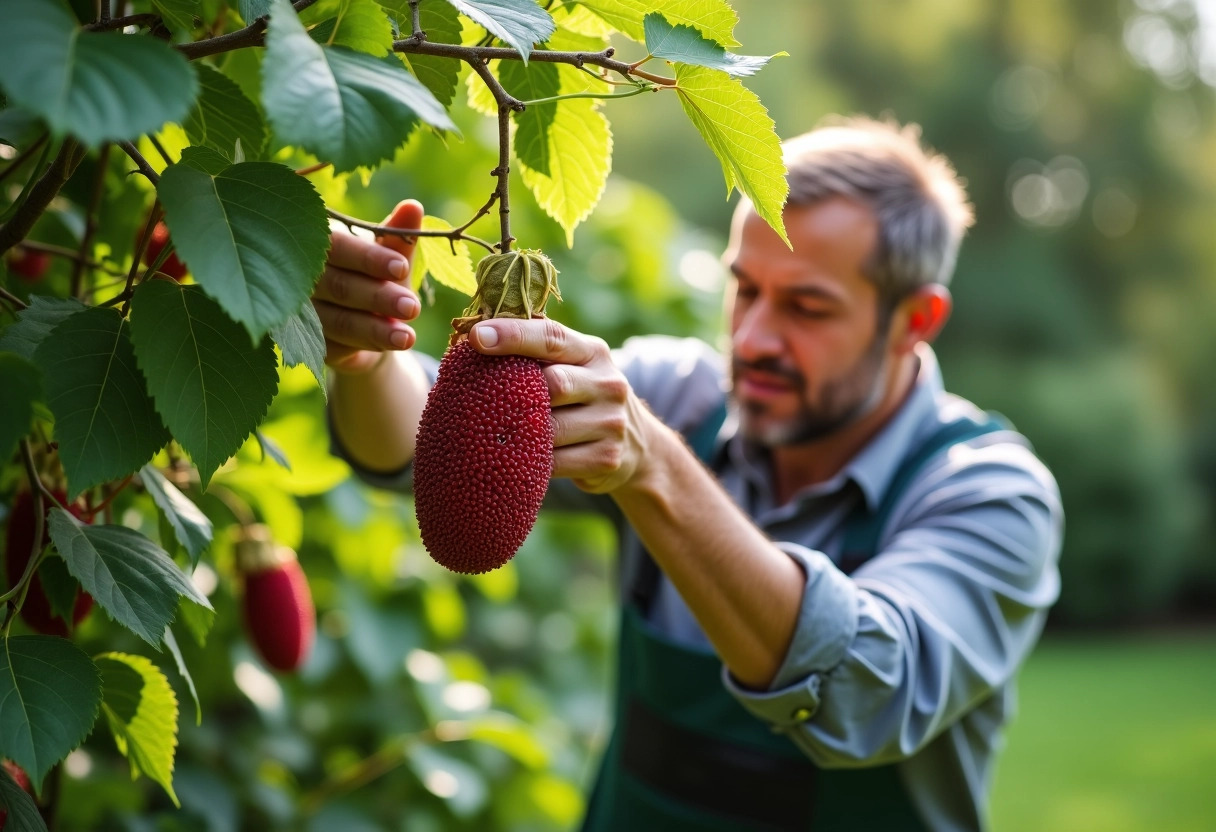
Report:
581,406,1008,831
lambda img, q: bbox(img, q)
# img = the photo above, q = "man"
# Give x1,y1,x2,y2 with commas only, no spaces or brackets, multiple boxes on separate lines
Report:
318,117,1063,831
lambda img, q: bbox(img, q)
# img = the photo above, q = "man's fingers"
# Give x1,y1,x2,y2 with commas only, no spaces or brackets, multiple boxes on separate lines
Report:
328,229,410,282
471,317,607,367
314,266,420,320
314,300,416,352
377,199,425,267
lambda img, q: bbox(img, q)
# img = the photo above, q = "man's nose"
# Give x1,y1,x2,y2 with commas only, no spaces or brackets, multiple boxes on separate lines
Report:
732,299,784,362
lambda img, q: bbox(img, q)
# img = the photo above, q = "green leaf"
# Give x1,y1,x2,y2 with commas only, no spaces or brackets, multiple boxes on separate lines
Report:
255,430,293,471
239,0,273,23
139,465,213,566
271,301,327,393
263,0,457,172
443,0,555,62
413,216,476,295
0,761,48,832
644,13,783,77
97,652,181,806
395,0,463,108
0,0,198,146
183,64,268,162
464,713,548,768
0,105,45,147
162,626,202,726
500,60,560,176
674,64,788,245
36,555,81,626
153,0,202,35
176,597,215,648
574,0,738,46
406,744,487,818
48,508,213,648
0,296,86,362
33,307,170,499
518,98,612,247
0,636,102,792
302,0,394,56
157,150,330,342
0,353,40,466
129,282,279,489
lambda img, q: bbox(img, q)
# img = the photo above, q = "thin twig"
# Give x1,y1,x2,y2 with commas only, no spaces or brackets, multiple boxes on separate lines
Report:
16,240,127,278
0,285,27,311
99,0,111,23
148,135,175,167
85,12,160,31
73,143,112,298
0,139,84,257
122,206,163,316
178,0,318,60
0,133,49,185
295,161,332,176
494,105,513,252
395,41,676,87
118,141,161,185
325,207,496,253
408,0,422,38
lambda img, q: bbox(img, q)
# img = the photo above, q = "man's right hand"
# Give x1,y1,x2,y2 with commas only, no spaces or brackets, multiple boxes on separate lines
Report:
313,199,424,375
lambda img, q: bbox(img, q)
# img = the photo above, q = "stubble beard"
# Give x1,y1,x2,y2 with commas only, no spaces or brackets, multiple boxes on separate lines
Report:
731,332,890,448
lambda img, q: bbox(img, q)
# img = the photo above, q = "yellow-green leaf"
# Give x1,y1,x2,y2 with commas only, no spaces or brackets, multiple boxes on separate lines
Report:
574,0,738,46
97,652,181,807
414,216,477,295
551,3,615,39
674,63,788,245
519,99,612,246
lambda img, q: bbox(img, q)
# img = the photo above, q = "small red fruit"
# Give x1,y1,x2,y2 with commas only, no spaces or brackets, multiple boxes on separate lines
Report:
0,759,33,827
3,490,94,636
7,247,50,283
235,525,315,673
142,222,188,280
413,249,560,574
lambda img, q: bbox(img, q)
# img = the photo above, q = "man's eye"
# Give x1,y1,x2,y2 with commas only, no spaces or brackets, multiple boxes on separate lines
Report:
794,306,831,319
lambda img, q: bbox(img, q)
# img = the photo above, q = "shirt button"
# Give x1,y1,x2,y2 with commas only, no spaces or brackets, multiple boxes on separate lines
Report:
791,707,814,722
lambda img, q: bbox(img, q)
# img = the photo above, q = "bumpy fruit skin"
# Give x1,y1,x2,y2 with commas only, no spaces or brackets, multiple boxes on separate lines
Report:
7,248,50,283
3,490,94,636
142,222,188,281
414,340,554,574
236,525,315,673
0,759,33,827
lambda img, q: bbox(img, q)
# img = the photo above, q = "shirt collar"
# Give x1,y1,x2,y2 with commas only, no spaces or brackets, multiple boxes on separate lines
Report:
724,344,944,512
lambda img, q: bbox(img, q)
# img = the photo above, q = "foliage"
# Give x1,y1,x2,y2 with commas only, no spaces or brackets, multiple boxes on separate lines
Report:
0,0,784,827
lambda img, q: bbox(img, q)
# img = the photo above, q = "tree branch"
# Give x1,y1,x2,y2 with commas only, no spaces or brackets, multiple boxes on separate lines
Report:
0,139,85,258
0,285,27,312
395,41,676,87
326,207,495,253
118,141,160,185
0,133,49,186
177,0,318,60
17,240,127,279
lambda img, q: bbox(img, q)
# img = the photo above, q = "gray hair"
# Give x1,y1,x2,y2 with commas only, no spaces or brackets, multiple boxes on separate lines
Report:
781,116,974,305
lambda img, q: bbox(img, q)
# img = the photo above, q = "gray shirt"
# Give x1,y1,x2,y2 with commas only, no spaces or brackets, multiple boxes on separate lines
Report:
333,335,1063,832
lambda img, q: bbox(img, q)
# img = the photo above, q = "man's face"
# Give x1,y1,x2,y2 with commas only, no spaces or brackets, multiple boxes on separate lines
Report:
723,198,893,446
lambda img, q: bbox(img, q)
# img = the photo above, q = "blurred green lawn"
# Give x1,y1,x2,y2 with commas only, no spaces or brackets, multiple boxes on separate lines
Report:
990,630,1216,832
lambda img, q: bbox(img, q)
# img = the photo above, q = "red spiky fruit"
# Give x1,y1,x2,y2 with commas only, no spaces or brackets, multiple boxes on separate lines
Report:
3,490,94,636
236,525,315,673
142,222,188,281
0,759,33,827
7,248,50,283
413,340,554,574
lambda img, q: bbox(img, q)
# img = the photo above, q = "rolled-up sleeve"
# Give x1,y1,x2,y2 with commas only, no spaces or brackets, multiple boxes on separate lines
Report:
724,441,1063,768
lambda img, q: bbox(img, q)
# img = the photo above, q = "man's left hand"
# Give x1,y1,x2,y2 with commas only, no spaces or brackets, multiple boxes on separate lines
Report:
469,317,654,494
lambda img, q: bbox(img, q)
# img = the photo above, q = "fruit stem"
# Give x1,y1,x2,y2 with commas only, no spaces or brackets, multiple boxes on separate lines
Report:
122,205,164,317
520,85,659,107
0,285,27,312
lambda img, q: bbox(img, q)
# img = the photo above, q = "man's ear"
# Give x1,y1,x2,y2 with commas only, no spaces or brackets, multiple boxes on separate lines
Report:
894,285,952,352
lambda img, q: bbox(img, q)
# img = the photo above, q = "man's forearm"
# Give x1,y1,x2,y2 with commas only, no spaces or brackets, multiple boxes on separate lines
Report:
330,351,430,474
611,412,806,690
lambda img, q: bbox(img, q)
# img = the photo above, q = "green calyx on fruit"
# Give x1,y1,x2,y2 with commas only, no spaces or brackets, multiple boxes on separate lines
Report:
451,249,560,343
